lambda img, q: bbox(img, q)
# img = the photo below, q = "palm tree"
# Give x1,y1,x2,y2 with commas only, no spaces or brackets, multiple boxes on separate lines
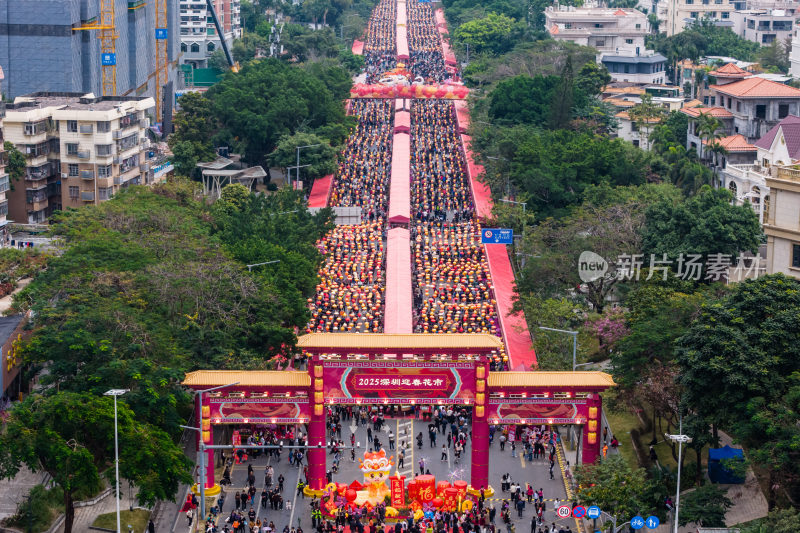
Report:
706,140,729,187
629,94,666,150
696,112,723,162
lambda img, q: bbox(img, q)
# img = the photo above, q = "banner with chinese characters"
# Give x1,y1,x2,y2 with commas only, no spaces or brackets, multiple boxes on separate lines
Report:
390,475,406,508
207,398,311,424
485,401,587,425
322,361,476,403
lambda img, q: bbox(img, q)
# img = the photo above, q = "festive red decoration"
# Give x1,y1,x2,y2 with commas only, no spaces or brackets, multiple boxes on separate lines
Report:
416,475,436,503
432,497,444,508
436,481,451,495
389,475,406,508
346,489,358,502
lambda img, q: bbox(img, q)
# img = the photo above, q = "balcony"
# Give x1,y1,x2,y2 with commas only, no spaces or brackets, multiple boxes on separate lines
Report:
139,163,150,172
79,124,94,134
80,191,95,202
776,166,800,182
81,170,94,180
77,150,91,159
0,175,9,194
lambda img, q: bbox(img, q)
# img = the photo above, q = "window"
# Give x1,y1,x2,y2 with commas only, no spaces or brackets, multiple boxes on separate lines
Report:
686,0,693,4
98,165,112,178
68,163,79,177
635,23,641,28
96,144,113,156
626,38,634,44
66,143,79,155
780,104,789,118
728,181,737,195
181,42,188,52
633,139,640,147
596,39,605,47
704,96,709,105
756,104,766,119
99,187,112,201
68,186,79,199
793,244,800,268
190,43,200,53
722,11,729,18
691,11,699,17
97,121,111,133
594,23,603,28
564,23,572,28
66,120,77,133
710,96,716,105
207,42,215,52
737,101,741,112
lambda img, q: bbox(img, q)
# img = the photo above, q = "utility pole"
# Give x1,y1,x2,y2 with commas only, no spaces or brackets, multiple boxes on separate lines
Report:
104,389,129,533
665,417,692,533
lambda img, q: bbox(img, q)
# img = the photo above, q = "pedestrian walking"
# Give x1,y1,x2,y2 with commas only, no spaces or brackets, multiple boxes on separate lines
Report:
186,508,193,526
441,444,448,461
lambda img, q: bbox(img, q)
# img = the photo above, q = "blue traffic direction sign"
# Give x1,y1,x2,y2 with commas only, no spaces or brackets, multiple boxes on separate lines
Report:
155,28,168,39
572,506,587,519
101,53,116,66
645,516,660,529
587,506,601,519
481,228,513,244
630,516,645,530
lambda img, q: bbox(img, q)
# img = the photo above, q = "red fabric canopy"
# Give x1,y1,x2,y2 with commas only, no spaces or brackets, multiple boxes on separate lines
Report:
397,25,409,60
308,174,333,208
454,100,470,133
485,244,537,370
460,135,492,220
384,228,413,333
394,110,410,134
388,132,410,224
435,9,447,28
351,40,364,56
441,39,457,66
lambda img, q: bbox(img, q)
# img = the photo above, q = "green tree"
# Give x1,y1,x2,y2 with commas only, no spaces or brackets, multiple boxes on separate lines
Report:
743,508,800,533
641,185,762,264
4,141,26,182
453,12,521,54
678,484,732,527
548,55,574,129
488,74,560,126
575,455,654,525
757,37,790,74
628,94,666,151
168,93,218,176
575,61,612,97
0,393,191,533
518,295,590,370
268,132,338,182
208,48,231,72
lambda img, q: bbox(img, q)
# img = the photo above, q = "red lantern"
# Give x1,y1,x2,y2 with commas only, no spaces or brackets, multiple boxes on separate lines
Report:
435,87,448,98
454,86,469,99
432,497,444,508
346,489,357,502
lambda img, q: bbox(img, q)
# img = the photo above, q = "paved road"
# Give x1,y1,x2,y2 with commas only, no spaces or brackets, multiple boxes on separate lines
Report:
190,419,575,533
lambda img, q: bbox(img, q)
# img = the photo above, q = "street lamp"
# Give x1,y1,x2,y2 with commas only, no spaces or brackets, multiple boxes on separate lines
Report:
538,326,579,370
665,416,692,533
104,389,129,533
180,382,240,521
290,144,322,189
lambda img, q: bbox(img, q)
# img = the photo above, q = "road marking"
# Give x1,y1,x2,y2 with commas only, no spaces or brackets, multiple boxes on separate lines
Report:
520,453,526,469
288,459,302,529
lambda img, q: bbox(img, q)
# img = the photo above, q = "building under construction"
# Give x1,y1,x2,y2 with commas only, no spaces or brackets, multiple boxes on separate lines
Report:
0,0,180,122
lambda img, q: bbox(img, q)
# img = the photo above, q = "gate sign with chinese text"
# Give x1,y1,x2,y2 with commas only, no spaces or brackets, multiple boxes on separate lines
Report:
481,229,513,244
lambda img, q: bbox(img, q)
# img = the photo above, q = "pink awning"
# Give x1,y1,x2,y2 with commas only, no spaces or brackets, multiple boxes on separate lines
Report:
351,40,364,55
384,228,413,333
461,135,492,220
485,244,537,370
308,174,333,208
454,100,470,133
441,39,457,66
389,133,411,224
397,25,409,60
395,99,407,112
394,110,410,133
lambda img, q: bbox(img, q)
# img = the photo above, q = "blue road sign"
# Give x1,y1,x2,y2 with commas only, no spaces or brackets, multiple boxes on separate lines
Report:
587,506,601,519
630,516,645,530
155,28,168,39
101,53,116,66
645,516,660,529
572,506,587,519
481,228,513,244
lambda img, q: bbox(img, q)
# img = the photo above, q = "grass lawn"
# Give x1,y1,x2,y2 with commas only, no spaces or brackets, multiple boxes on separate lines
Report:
93,509,150,533
602,389,641,468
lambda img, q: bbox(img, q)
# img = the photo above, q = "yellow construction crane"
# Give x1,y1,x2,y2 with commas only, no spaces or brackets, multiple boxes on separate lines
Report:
73,0,118,96
155,0,169,122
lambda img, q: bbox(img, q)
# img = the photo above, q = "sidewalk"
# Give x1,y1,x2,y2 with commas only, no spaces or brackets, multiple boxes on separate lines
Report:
0,278,32,315
0,467,46,522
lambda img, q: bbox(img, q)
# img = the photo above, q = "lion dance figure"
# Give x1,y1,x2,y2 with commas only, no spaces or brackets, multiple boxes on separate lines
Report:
357,449,394,505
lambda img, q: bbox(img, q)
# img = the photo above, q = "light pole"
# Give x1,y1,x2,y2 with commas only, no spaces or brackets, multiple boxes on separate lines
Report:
181,382,240,521
665,416,692,533
292,144,322,189
247,260,281,272
538,326,579,370
104,389,129,533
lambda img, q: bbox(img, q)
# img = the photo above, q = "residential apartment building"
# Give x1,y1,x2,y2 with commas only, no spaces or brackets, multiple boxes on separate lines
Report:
5,93,155,225
732,9,794,44
765,162,800,277
0,0,180,107
601,52,668,84
180,0,242,68
545,5,649,54
790,21,800,77
663,0,735,36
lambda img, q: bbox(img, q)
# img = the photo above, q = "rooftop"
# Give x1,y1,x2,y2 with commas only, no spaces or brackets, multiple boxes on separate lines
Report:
703,134,756,152
545,5,646,17
711,77,800,98
7,92,153,112
680,105,734,118
487,371,616,389
709,62,750,79
616,110,661,123
754,115,800,157
601,53,667,64
0,314,24,348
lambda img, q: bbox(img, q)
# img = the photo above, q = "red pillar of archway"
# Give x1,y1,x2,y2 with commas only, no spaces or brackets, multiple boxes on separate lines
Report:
471,358,490,491
581,395,603,464
308,355,327,490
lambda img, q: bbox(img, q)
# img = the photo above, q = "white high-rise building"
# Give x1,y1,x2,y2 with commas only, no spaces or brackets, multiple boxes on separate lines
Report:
180,0,242,69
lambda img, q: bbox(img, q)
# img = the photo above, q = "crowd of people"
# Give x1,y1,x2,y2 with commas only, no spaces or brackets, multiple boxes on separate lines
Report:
307,222,386,333
407,0,446,82
329,100,394,219
363,0,397,83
